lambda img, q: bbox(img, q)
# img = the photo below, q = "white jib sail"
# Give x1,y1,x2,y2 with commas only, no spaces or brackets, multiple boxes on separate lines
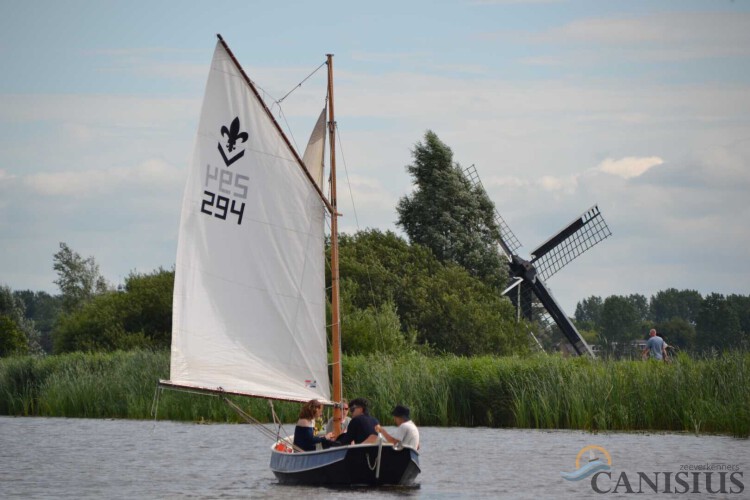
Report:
301,108,327,190
169,41,330,403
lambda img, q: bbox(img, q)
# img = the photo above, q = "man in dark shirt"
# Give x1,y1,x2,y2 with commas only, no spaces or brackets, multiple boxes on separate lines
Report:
335,397,379,445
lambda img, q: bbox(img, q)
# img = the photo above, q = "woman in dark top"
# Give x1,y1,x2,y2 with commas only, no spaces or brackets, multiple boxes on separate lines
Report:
293,399,336,452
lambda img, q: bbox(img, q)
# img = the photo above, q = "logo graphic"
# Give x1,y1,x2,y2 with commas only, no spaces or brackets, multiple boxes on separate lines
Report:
201,116,250,225
561,445,612,481
218,116,249,166
304,379,318,389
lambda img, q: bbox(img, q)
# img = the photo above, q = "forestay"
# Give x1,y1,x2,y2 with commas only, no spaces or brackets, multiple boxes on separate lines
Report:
168,41,330,403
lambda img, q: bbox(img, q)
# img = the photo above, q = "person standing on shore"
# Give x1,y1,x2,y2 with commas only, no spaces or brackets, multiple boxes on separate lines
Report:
642,329,667,361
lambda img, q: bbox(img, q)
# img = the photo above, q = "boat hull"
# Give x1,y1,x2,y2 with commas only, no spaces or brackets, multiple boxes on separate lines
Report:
270,443,420,486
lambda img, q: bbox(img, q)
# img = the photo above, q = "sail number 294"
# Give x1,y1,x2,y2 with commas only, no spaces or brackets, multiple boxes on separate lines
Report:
201,191,244,224
201,165,249,225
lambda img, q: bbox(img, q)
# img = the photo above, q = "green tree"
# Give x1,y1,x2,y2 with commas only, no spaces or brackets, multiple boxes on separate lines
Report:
52,268,174,353
396,131,507,290
341,301,411,355
599,295,641,356
650,288,703,324
574,295,603,331
726,294,750,349
627,294,649,322
53,242,108,313
120,268,174,347
655,317,696,351
13,290,62,353
696,293,741,350
336,229,528,356
0,285,41,355
0,315,28,356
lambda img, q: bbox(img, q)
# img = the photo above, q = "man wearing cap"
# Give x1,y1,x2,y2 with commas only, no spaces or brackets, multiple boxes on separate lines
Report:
377,405,420,450
334,397,379,445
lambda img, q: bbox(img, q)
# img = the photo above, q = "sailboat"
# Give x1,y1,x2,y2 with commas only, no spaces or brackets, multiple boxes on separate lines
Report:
158,35,420,486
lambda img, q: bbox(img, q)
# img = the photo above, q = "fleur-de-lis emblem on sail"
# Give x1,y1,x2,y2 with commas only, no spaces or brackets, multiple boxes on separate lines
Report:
221,117,248,152
217,117,249,167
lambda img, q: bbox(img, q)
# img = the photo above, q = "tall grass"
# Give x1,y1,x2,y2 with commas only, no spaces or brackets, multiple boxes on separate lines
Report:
1,350,747,437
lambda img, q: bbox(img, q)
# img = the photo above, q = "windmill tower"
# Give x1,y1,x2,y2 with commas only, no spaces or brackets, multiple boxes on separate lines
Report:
464,165,612,357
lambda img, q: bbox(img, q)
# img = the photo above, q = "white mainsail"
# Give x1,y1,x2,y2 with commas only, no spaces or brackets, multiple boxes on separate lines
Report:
168,41,330,403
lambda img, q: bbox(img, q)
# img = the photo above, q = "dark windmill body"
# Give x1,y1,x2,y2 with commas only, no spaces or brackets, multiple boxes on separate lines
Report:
464,165,612,357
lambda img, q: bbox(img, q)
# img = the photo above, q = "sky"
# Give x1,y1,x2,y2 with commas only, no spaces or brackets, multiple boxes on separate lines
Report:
1,0,749,314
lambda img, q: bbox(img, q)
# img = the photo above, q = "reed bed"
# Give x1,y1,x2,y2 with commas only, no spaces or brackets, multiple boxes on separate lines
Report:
1,350,747,437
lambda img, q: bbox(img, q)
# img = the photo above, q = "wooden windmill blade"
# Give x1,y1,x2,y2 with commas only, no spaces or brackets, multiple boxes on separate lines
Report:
463,164,523,257
530,205,612,282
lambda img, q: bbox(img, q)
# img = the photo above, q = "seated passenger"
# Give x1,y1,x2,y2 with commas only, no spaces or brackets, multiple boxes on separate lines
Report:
335,397,379,445
325,399,351,434
376,404,420,450
293,399,336,452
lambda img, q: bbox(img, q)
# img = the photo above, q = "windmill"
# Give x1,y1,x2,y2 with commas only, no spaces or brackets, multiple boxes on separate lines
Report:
463,165,612,357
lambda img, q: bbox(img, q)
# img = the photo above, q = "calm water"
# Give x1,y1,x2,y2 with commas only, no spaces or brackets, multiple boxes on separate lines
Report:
0,417,747,499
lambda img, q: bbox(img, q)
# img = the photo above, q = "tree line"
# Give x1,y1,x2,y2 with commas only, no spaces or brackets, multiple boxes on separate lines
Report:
2,131,748,358
575,290,750,355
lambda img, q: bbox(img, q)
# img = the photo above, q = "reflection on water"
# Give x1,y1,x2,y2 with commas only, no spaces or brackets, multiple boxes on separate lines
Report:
0,417,746,499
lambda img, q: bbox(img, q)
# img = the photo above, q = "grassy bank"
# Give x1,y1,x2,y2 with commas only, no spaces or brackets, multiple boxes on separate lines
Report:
1,350,748,437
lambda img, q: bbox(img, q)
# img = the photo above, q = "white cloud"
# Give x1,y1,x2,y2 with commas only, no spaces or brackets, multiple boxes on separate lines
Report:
23,159,183,197
486,12,750,62
597,156,664,179
0,169,16,182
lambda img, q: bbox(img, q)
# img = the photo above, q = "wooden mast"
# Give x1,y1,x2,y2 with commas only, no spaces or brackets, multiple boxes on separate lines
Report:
327,54,343,435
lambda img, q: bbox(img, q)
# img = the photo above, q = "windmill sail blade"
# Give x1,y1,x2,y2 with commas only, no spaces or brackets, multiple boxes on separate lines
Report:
529,278,595,357
530,205,612,281
463,164,522,256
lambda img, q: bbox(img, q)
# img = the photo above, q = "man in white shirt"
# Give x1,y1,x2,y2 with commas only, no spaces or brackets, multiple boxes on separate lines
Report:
376,405,420,450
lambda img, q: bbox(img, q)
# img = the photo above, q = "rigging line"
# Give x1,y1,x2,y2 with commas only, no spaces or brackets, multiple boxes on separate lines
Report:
276,61,327,105
277,106,300,154
223,398,303,452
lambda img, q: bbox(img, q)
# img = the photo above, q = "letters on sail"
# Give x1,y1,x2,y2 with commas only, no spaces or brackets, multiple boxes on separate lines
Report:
169,41,331,403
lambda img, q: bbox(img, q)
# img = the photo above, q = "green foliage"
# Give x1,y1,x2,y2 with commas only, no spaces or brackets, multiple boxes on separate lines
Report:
574,295,603,331
0,316,28,356
53,242,108,312
650,288,703,324
396,131,508,291
337,230,528,356
2,351,748,437
599,295,642,351
0,285,41,355
655,317,695,350
121,268,174,347
576,289,750,354
13,290,62,353
52,269,174,353
342,301,410,355
697,293,742,350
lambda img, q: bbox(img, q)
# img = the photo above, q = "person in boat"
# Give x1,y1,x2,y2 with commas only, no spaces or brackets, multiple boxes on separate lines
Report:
324,399,351,434
334,397,379,445
376,405,420,450
293,399,337,452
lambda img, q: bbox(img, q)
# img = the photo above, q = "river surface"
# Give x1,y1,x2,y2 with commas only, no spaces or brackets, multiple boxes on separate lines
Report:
0,417,747,499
